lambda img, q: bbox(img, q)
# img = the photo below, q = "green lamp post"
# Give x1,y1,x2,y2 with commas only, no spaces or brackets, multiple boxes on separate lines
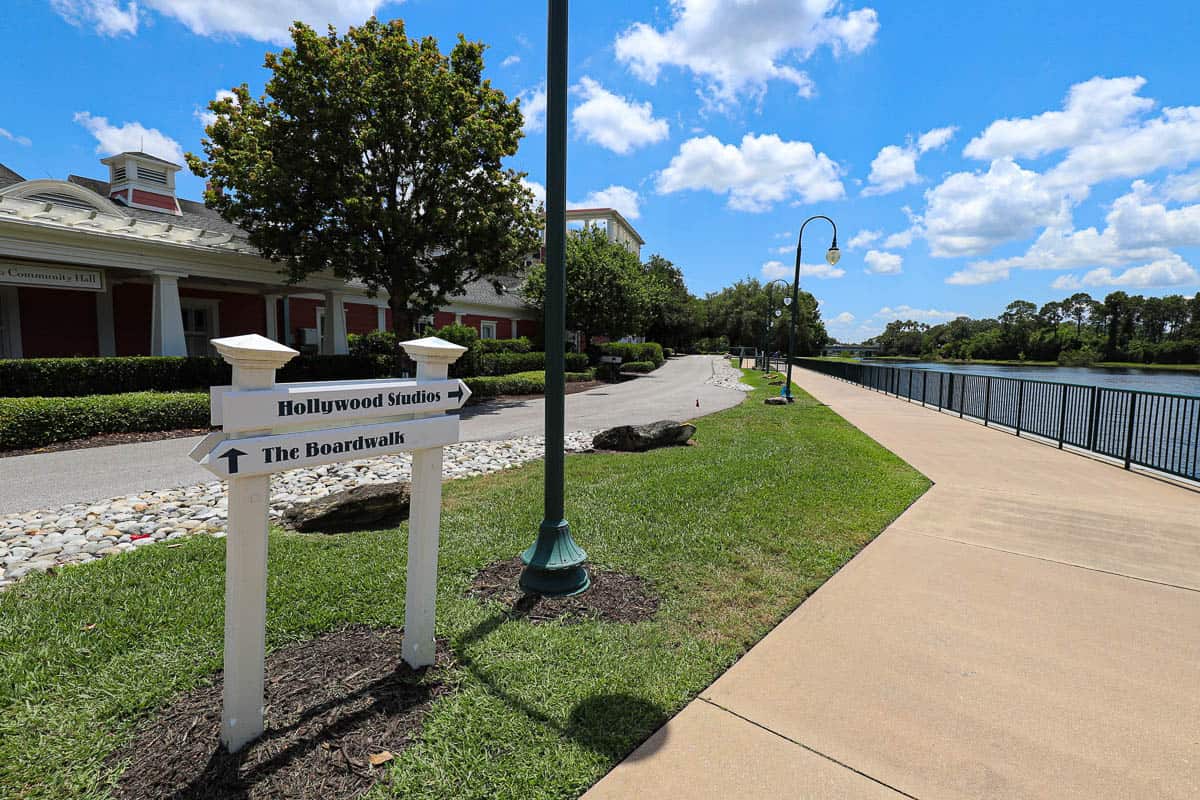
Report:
518,0,589,596
784,216,840,402
762,278,790,374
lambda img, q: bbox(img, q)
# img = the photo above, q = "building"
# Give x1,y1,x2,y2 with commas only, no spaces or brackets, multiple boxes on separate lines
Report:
0,152,642,360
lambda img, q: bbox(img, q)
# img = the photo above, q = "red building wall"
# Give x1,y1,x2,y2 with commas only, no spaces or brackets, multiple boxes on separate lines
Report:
18,287,99,357
114,283,152,356
345,302,379,336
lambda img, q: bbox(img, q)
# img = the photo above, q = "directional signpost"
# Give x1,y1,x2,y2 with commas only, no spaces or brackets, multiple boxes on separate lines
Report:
193,333,468,753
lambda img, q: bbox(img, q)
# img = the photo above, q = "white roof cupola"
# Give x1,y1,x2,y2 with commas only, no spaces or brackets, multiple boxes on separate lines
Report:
100,151,183,216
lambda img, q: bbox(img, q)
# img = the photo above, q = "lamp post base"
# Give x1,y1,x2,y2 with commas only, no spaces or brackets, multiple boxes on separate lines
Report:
519,519,590,596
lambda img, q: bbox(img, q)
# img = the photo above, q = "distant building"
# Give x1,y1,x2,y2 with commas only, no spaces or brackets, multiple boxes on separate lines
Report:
0,151,643,359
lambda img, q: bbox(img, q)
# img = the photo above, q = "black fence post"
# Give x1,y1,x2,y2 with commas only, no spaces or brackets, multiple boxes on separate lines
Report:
937,372,944,412
1086,385,1099,452
1057,384,1069,449
983,376,992,427
1015,379,1025,436
1123,392,1138,470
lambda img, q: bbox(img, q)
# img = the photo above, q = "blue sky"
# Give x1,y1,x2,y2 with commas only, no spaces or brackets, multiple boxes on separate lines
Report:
3,0,1200,341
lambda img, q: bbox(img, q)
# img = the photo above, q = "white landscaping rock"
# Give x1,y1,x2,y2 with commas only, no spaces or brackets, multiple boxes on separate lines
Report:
706,355,755,393
0,431,599,590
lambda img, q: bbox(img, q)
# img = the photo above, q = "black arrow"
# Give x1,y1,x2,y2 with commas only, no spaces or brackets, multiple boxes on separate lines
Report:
448,386,465,401
219,448,247,475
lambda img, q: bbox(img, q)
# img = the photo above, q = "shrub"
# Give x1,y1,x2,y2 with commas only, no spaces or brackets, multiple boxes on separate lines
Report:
347,330,399,356
663,347,674,359
428,324,481,378
597,342,665,368
0,392,209,451
0,354,407,398
464,370,593,400
622,360,656,373
478,351,590,376
479,337,533,354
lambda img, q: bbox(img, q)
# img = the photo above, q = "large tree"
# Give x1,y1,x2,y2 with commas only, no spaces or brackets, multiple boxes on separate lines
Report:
523,225,648,346
186,18,542,336
640,254,700,349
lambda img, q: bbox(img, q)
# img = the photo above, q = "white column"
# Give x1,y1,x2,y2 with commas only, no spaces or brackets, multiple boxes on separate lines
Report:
150,271,187,356
376,305,387,332
96,277,116,356
511,320,518,338
263,295,280,341
0,286,23,359
211,334,299,753
321,291,349,355
399,336,468,668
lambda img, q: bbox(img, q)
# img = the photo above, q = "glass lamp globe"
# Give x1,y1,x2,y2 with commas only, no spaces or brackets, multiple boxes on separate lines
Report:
783,296,792,306
774,309,783,317
826,245,841,266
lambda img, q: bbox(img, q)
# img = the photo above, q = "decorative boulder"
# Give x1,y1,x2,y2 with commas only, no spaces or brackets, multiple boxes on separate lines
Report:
592,420,696,452
283,482,411,533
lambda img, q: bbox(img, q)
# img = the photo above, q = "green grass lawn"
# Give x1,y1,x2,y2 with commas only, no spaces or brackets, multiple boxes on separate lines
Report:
0,369,929,799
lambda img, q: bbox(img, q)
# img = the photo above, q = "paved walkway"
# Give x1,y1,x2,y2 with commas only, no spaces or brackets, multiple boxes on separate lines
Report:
585,367,1200,799
0,356,741,514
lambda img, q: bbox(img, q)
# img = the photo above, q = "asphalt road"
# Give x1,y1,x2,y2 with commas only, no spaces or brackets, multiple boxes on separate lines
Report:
0,356,743,514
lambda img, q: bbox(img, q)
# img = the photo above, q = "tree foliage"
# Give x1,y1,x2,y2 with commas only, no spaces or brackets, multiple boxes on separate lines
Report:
523,226,649,344
867,290,1200,364
186,18,542,336
699,279,827,356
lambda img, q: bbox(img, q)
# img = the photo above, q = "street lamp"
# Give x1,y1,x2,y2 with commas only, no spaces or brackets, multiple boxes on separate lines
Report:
762,278,790,373
784,216,839,402
517,0,589,596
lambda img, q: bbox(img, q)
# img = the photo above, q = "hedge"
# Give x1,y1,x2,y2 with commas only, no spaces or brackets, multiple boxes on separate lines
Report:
0,355,401,398
621,360,656,374
597,342,665,368
464,370,593,400
479,337,533,354
0,392,209,451
479,351,590,377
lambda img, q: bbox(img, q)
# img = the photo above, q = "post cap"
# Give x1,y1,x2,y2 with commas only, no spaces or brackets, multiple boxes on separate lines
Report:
211,334,299,370
401,336,468,365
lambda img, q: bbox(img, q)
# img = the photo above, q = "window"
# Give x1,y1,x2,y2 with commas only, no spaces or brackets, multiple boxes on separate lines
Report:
181,298,219,357
480,320,498,340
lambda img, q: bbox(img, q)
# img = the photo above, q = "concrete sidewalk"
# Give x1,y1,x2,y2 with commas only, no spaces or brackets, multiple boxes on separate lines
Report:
585,368,1200,799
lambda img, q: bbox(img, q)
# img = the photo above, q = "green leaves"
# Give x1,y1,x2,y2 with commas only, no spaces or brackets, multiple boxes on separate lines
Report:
186,18,541,336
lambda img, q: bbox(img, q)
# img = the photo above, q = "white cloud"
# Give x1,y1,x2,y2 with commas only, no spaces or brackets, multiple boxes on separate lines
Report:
864,249,902,274
521,179,546,208
657,133,844,212
847,229,881,249
1051,255,1199,290
502,55,520,68
50,0,138,36
831,311,855,324
863,126,956,196
1162,170,1200,203
964,76,1153,161
614,0,878,107
73,112,185,166
574,185,642,220
876,305,965,322
571,77,669,155
194,89,237,129
922,157,1067,258
762,259,844,280
519,86,547,135
0,127,32,147
882,229,914,249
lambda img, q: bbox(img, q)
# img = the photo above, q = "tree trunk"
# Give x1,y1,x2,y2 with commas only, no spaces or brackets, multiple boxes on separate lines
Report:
389,294,414,340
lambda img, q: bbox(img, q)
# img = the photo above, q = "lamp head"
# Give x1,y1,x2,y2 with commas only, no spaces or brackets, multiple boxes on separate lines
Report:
783,296,792,307
774,309,783,318
825,240,841,266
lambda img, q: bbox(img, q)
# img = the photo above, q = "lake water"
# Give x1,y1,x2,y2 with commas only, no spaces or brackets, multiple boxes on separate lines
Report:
873,361,1200,398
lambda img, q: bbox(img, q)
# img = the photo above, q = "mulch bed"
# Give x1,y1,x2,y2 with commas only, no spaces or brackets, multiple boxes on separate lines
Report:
467,557,660,624
110,626,453,800
0,428,212,458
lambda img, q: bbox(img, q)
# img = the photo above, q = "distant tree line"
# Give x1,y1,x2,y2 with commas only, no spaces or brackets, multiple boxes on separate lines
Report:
868,291,1200,365
525,226,828,355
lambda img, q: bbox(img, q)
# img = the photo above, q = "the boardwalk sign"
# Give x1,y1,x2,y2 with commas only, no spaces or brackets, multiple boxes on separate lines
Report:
191,333,468,753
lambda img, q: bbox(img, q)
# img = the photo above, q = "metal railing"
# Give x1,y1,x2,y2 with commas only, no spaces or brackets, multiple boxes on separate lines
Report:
795,358,1200,483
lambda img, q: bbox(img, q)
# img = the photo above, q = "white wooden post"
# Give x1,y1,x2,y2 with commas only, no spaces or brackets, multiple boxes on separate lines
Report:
211,334,298,752
399,336,467,667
